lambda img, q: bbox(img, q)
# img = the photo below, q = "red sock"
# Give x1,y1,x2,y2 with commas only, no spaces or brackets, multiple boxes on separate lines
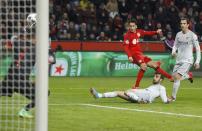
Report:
156,67,172,79
134,69,145,88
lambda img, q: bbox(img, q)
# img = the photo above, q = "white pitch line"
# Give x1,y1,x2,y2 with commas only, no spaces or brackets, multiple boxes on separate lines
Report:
54,87,202,90
2,103,202,118
79,104,202,118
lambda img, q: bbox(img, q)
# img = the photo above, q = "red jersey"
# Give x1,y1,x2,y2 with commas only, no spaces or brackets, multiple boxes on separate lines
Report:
123,29,157,57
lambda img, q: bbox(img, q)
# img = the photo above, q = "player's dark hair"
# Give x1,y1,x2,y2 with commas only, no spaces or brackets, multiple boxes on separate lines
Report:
180,17,190,24
155,72,164,80
127,18,137,24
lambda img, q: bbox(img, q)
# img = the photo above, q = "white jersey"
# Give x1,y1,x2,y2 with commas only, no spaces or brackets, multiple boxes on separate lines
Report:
132,84,168,103
172,30,201,64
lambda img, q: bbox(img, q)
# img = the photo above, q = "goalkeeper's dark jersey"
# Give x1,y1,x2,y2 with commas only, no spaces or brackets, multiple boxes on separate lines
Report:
13,40,36,69
1,40,36,96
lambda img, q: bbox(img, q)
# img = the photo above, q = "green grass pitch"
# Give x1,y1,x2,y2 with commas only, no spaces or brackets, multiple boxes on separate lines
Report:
48,77,202,131
0,77,202,131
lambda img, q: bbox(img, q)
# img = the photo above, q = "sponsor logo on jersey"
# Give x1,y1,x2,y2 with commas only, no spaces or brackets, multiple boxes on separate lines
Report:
132,39,137,44
125,40,129,44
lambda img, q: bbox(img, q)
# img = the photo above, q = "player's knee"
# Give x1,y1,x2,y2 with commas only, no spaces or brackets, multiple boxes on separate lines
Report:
147,62,159,69
116,91,122,96
124,91,129,96
124,90,133,96
173,73,181,80
141,67,147,71
152,63,160,69
140,63,147,71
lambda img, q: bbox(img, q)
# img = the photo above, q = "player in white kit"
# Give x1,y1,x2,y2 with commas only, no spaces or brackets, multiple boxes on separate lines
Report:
171,17,201,101
90,73,170,104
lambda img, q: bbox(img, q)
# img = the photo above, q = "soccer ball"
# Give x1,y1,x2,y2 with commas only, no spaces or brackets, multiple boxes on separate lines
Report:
27,13,37,23
24,13,37,31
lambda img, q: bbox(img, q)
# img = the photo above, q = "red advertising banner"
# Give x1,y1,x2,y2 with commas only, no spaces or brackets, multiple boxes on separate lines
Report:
51,41,202,52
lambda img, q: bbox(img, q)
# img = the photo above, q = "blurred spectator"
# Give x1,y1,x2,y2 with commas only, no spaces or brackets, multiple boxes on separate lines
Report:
135,13,144,28
195,18,202,41
97,3,109,29
68,4,82,24
113,15,124,32
74,33,81,40
62,13,69,21
155,6,167,24
80,22,88,40
164,32,174,52
103,24,111,38
105,0,119,19
66,33,72,40
165,24,172,33
85,3,97,25
144,14,156,30
141,0,152,17
88,33,96,40
111,27,122,41
156,22,162,29
49,0,54,13
80,0,91,10
49,15,58,40
96,31,109,41
117,0,129,22
58,30,70,40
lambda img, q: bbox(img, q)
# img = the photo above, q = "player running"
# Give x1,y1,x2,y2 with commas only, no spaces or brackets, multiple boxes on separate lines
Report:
171,17,201,101
90,73,171,104
123,19,172,89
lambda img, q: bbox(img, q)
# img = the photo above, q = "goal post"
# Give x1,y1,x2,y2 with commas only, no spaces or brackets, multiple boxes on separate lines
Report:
0,0,49,131
35,0,49,131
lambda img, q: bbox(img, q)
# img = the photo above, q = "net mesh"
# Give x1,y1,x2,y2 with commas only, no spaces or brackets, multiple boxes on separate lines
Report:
0,0,36,131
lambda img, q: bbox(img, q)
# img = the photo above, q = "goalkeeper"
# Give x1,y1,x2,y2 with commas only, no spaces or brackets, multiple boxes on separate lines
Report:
0,13,53,118
0,29,36,118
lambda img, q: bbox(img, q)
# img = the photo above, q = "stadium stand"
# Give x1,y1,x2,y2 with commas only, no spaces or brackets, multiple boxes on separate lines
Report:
49,0,202,41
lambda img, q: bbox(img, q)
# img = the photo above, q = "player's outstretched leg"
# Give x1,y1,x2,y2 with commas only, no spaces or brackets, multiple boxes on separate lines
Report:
148,61,173,81
156,67,172,80
90,88,119,98
90,88,101,99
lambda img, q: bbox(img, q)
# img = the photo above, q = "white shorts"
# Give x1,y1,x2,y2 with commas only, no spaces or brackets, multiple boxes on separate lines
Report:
172,63,192,76
130,89,151,103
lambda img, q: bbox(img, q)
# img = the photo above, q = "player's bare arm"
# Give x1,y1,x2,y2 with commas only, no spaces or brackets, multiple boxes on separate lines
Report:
156,29,162,34
171,52,177,58
128,57,133,63
194,63,200,69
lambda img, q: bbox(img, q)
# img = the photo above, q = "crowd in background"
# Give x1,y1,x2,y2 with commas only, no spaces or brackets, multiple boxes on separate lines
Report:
49,0,202,41
1,0,202,42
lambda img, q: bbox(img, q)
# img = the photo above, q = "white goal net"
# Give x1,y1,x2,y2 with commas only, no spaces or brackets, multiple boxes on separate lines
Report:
0,0,48,131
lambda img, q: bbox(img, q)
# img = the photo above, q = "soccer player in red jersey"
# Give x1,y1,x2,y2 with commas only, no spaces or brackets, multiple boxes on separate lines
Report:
123,19,172,89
